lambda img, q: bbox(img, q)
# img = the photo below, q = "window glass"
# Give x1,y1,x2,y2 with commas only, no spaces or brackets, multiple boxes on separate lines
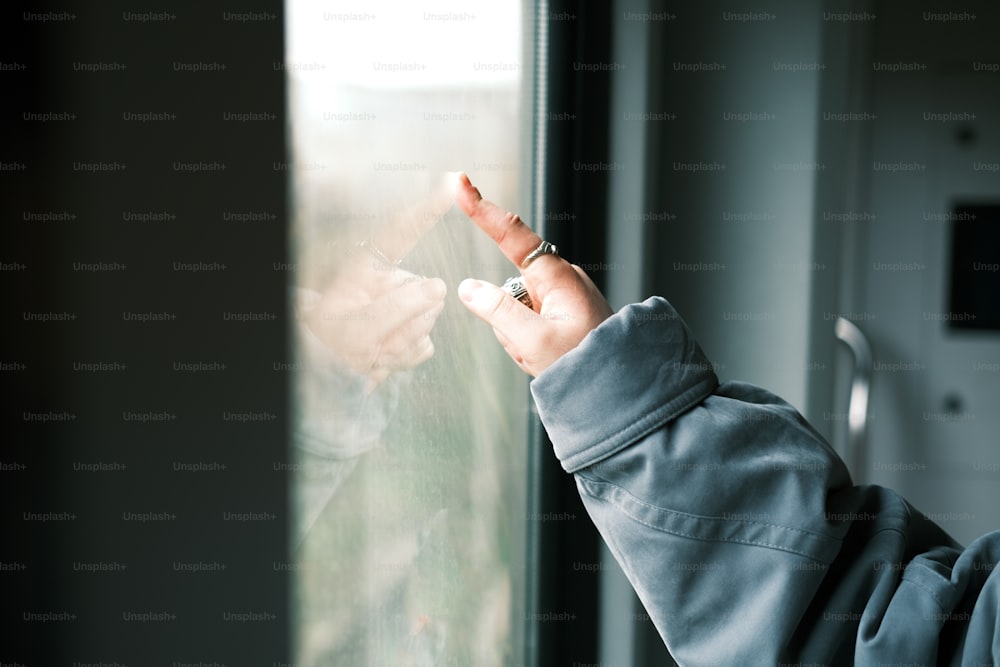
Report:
285,1,527,664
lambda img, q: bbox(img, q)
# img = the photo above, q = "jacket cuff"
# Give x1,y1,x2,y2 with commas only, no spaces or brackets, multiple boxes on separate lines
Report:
530,297,719,473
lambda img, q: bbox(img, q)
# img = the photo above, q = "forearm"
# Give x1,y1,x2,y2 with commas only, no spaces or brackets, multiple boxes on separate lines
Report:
530,298,884,663
451,175,999,664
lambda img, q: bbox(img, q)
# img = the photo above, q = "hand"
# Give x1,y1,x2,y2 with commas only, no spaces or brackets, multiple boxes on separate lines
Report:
301,175,454,389
454,173,613,377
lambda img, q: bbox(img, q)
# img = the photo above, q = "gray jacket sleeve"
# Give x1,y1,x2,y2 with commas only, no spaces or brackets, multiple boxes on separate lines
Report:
530,297,1000,666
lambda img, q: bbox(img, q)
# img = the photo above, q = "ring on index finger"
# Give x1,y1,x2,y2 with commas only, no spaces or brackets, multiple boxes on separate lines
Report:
354,238,401,269
520,240,559,268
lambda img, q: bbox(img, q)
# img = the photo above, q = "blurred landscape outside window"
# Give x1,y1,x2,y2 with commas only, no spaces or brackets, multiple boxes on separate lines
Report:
285,1,529,664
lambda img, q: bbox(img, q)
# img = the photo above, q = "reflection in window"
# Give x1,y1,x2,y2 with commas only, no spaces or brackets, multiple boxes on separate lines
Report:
285,1,528,664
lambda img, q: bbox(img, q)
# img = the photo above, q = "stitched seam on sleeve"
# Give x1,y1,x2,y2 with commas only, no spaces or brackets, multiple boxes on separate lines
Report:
578,477,841,563
901,562,949,613
581,477,836,540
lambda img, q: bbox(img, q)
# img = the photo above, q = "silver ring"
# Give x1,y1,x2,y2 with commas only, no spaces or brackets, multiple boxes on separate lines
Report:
501,276,533,309
355,239,400,268
520,240,559,268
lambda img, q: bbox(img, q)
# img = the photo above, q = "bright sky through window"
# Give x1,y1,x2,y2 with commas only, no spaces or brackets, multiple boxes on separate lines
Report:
285,0,521,89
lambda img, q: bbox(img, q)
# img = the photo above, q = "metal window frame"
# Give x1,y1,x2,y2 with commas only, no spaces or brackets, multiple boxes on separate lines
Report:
523,1,613,664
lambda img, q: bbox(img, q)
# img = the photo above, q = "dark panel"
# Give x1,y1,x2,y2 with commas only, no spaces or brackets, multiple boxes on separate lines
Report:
1,3,289,663
949,204,1000,330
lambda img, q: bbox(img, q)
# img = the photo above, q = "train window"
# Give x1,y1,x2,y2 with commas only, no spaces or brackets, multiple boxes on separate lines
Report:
284,1,529,664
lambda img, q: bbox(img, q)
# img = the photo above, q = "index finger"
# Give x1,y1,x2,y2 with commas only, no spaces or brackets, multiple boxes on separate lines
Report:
455,172,552,271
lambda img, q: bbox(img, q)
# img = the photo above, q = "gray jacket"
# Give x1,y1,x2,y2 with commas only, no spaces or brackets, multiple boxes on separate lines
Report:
531,297,1000,666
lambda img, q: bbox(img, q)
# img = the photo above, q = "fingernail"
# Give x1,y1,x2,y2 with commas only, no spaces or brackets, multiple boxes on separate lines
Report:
457,172,481,199
458,279,482,303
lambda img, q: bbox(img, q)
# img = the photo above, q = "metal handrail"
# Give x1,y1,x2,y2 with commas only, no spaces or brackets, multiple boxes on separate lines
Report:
835,317,873,480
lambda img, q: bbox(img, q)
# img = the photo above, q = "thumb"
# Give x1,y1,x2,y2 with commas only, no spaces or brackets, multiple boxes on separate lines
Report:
458,278,536,336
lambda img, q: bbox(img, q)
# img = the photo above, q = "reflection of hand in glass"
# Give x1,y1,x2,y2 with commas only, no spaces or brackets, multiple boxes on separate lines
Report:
303,261,446,391
293,175,457,545
299,176,455,390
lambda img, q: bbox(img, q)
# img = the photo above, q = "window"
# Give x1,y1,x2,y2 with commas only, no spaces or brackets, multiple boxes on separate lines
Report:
285,1,529,664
